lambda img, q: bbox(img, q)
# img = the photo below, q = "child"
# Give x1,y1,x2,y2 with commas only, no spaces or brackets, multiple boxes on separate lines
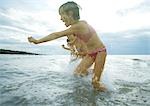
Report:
62,34,89,75
62,34,87,59
28,1,107,91
62,35,78,61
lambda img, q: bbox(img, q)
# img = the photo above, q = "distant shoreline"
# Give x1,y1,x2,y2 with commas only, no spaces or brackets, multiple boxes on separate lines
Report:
0,49,40,55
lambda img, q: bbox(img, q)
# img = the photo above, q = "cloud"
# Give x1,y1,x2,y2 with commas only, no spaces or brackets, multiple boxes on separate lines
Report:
0,0,149,54
100,28,150,54
117,0,150,16
74,0,150,33
0,0,68,46
0,7,63,44
1,0,149,34
112,0,150,33
1,8,59,32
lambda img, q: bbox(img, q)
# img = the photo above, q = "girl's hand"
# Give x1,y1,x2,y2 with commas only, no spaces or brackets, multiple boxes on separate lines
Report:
61,44,65,48
28,37,38,44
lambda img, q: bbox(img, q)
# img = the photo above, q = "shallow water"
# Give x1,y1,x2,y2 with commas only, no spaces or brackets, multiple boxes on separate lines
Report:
0,55,150,106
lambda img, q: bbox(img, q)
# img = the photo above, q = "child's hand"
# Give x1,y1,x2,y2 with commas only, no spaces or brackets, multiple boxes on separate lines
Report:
61,44,65,48
62,44,65,47
28,36,38,44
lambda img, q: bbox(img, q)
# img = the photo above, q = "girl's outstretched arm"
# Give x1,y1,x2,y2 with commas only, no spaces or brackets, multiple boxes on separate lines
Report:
28,25,78,44
28,32,66,44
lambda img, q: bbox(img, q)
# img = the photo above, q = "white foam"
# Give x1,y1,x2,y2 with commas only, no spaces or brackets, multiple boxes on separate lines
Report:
101,69,117,91
63,58,81,73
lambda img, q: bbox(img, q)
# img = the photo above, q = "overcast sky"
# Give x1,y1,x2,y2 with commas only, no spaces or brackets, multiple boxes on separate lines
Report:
0,0,149,54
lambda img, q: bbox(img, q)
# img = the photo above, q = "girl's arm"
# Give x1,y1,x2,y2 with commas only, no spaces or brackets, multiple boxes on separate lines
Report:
61,45,71,51
77,51,87,56
68,36,77,45
28,25,78,44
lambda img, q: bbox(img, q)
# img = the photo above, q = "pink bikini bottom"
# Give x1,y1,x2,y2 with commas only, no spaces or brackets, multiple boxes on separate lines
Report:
88,47,106,59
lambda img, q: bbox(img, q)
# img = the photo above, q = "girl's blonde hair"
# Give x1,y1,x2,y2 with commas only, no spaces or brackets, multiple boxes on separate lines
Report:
59,1,80,20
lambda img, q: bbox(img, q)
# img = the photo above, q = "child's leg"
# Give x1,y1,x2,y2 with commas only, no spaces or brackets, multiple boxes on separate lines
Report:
74,55,94,76
92,51,107,91
80,55,94,76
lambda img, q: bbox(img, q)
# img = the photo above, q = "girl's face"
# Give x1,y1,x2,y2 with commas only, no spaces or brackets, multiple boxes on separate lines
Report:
59,9,72,27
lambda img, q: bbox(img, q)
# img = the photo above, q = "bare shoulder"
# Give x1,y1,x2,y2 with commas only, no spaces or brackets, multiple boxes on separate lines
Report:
71,20,89,32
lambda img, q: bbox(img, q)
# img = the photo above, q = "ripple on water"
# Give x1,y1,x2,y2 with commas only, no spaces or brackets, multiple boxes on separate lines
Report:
1,55,150,106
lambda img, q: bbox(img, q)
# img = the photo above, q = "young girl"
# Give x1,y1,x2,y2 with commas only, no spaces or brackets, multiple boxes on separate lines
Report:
28,1,107,91
62,34,89,75
62,34,87,59
62,35,78,61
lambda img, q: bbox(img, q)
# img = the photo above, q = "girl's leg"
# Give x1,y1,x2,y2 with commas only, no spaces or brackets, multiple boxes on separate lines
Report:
92,51,107,91
74,55,94,76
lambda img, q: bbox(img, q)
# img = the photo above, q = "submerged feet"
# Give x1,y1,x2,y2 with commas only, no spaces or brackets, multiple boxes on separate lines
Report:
79,71,88,77
74,70,88,77
74,70,106,92
92,77,106,91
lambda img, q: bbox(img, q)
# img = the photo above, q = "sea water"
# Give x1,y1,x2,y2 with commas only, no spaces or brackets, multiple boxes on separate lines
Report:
0,55,150,106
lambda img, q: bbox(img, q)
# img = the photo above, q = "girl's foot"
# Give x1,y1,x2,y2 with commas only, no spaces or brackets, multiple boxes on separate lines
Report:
73,69,81,76
79,71,88,77
74,70,88,77
92,77,106,91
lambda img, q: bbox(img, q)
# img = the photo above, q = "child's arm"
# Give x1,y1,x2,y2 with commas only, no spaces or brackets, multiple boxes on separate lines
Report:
28,32,64,44
77,51,87,57
68,36,77,45
28,25,79,44
61,45,71,51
